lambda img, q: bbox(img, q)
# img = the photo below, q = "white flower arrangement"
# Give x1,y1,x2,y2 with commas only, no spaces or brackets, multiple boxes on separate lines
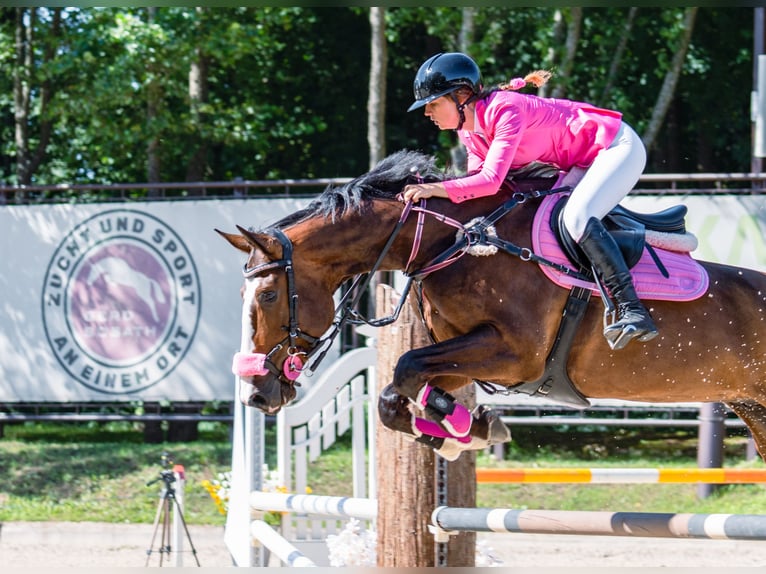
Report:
325,519,504,567
325,518,377,567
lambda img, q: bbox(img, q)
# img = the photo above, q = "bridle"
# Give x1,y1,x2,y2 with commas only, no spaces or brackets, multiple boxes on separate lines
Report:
231,184,575,386
231,227,319,383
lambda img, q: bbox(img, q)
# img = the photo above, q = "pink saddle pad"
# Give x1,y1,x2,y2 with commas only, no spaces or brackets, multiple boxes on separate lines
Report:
531,194,709,301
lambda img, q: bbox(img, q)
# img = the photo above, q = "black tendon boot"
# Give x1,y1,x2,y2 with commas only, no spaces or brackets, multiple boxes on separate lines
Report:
577,217,659,350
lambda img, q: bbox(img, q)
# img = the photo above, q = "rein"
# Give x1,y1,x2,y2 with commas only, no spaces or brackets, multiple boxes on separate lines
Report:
236,183,583,382
405,185,585,281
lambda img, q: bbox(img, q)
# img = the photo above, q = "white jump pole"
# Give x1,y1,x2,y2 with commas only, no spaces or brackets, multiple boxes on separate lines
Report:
250,491,378,521
250,520,317,567
431,506,766,541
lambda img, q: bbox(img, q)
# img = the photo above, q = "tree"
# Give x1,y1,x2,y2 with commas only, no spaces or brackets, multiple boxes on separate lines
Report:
642,7,698,154
0,7,757,187
186,6,210,183
599,7,638,105
368,7,386,168
550,8,583,99
12,8,62,185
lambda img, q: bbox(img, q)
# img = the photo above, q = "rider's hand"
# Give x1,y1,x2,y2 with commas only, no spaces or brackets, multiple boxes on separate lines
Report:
401,182,448,203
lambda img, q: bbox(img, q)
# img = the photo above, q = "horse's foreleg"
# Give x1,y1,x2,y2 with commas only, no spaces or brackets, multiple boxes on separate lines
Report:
392,326,509,439
377,383,511,461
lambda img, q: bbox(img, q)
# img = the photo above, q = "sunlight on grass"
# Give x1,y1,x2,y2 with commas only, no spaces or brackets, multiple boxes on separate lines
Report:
1,422,765,524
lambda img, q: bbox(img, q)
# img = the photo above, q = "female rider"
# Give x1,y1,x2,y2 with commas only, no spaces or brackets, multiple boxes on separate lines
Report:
402,52,657,351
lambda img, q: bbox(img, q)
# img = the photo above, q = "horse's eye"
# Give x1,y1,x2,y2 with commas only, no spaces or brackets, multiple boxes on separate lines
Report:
258,290,277,304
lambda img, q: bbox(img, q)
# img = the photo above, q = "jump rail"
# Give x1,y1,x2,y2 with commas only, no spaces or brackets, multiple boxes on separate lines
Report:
476,467,766,484
250,491,378,521
430,506,766,541
250,520,317,567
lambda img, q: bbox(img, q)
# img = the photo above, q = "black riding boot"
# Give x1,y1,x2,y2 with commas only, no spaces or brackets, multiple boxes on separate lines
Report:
577,217,658,350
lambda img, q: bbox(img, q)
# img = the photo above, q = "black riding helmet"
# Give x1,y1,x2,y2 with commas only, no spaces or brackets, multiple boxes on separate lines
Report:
408,52,482,110
407,52,482,130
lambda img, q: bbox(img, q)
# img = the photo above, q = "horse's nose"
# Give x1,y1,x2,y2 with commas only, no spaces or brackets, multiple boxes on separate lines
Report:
247,392,268,410
247,392,282,415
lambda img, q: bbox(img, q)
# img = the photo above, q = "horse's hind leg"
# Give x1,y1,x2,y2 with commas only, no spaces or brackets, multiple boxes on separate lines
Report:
725,400,766,462
377,383,511,461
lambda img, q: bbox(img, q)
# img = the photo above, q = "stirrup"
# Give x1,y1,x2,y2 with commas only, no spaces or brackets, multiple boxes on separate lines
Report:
603,306,659,350
605,323,658,350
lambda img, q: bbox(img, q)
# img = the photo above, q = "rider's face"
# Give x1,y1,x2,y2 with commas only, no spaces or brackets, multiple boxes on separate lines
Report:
424,96,460,130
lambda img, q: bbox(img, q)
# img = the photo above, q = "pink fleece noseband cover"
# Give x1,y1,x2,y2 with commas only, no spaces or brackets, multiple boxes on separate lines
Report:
232,351,303,381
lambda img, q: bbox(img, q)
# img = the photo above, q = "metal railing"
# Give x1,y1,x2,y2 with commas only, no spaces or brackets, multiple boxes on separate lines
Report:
2,172,766,205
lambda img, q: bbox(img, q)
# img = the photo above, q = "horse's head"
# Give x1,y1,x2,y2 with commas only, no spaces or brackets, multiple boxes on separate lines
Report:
216,225,335,414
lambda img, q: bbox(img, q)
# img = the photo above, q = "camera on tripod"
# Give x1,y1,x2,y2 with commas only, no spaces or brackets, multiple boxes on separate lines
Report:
144,451,200,567
146,452,177,489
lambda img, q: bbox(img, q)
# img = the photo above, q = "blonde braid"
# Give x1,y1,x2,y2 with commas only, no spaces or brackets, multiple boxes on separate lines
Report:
499,69,552,91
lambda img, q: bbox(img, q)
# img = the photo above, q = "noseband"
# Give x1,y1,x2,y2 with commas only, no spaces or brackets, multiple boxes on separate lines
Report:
231,227,319,383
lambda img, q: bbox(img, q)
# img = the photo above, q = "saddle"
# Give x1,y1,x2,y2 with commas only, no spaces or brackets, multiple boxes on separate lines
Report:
549,194,688,277
479,183,708,410
532,194,708,302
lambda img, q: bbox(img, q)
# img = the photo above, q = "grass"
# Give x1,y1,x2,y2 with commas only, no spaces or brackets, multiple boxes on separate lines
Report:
0,420,765,525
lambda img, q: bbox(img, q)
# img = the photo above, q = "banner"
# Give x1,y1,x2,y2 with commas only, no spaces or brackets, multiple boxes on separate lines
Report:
2,193,766,402
0,198,309,402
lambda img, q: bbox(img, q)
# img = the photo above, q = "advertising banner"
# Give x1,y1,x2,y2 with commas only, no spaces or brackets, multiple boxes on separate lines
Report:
0,198,309,402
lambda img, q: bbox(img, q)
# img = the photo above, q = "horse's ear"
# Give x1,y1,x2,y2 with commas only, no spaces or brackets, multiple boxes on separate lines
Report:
215,228,252,254
215,226,282,260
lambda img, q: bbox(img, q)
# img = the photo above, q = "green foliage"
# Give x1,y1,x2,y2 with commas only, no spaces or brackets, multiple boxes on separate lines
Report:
0,7,757,187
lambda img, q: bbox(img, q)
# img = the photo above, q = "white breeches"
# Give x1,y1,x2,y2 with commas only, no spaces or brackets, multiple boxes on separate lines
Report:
561,121,647,242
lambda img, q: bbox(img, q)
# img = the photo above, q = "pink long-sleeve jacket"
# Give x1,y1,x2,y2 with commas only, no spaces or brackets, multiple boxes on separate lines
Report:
442,90,623,203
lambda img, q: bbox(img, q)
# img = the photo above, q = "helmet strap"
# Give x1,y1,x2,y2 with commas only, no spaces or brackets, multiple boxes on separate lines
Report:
450,92,471,131
451,92,476,131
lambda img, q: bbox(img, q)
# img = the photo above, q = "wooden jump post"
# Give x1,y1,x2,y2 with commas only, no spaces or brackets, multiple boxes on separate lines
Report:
375,284,476,567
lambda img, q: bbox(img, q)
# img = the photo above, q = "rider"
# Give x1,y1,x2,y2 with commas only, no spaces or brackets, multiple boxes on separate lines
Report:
402,52,658,351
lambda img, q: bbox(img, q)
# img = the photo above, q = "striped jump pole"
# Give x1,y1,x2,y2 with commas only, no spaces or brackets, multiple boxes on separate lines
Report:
430,506,766,541
476,467,766,484
250,520,317,567
250,491,378,521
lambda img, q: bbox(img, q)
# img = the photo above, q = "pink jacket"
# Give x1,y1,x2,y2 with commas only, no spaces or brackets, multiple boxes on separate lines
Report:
443,90,623,203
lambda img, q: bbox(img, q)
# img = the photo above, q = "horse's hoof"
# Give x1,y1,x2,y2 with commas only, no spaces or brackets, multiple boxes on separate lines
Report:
476,405,512,445
434,438,466,461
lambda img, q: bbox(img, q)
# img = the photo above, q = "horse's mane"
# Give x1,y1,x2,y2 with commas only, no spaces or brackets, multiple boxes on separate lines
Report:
269,150,450,229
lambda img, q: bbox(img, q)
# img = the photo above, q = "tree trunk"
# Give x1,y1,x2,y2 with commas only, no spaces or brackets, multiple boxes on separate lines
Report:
450,7,476,173
367,7,387,169
146,7,162,186
642,7,698,154
540,9,566,98
551,7,582,99
375,284,475,567
13,8,32,186
186,6,210,184
600,7,638,105
458,7,475,52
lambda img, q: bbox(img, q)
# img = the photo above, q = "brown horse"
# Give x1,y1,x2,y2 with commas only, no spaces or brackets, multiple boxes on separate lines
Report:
218,149,766,462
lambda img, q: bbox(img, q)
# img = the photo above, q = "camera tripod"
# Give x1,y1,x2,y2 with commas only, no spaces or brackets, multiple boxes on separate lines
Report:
145,467,201,567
